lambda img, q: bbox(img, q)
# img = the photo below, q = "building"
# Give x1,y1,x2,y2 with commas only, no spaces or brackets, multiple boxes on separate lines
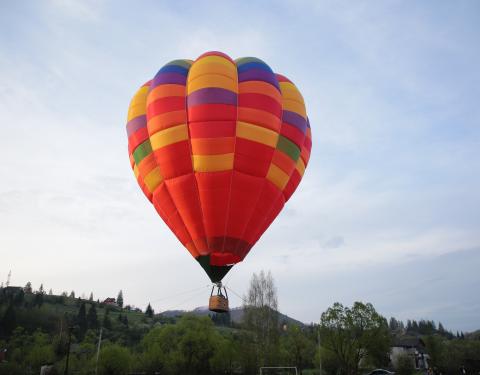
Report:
103,297,117,306
2,286,22,296
391,336,429,369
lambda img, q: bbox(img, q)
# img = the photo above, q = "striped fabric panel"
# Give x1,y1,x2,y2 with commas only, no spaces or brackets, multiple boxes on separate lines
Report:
145,60,207,257
244,75,309,247
126,81,162,201
147,60,193,180
284,117,312,201
187,53,237,174
265,75,307,192
186,53,238,258
235,57,281,177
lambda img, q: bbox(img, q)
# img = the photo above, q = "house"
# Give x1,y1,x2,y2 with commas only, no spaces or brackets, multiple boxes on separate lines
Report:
391,336,429,369
103,297,117,306
2,286,22,296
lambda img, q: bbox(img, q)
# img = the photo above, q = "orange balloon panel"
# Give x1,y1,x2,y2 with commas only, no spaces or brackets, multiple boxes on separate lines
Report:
126,52,312,282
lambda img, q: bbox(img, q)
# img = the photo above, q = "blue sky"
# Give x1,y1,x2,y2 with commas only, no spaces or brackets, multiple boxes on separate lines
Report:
1,0,479,331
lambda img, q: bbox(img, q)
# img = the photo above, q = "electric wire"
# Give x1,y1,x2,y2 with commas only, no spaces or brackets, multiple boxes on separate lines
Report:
159,285,211,313
224,284,247,304
150,284,211,304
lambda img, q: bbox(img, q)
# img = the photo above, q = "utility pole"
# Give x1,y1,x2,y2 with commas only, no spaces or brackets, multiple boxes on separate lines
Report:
318,323,322,375
6,270,11,287
95,327,103,375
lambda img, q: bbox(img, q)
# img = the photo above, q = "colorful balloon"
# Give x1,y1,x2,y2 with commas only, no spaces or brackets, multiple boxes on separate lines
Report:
126,51,312,282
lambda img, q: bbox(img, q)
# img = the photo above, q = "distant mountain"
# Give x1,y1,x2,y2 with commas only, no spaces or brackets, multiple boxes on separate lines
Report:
159,306,305,326
466,330,480,340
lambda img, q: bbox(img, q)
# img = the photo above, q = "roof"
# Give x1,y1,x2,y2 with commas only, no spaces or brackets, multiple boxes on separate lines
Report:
392,336,426,349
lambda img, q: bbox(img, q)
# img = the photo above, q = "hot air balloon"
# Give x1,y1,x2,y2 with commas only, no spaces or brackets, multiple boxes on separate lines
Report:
126,51,312,312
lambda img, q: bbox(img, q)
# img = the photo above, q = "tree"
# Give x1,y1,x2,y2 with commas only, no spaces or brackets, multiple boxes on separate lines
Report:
394,353,415,375
412,320,419,332
145,303,154,318
389,317,399,331
320,301,391,375
26,330,55,370
13,288,25,306
424,335,445,367
117,290,124,308
89,292,94,301
140,315,223,375
38,283,45,294
243,270,279,367
103,308,112,330
280,324,316,372
48,288,53,295
33,291,44,307
24,281,33,294
87,303,98,330
0,303,16,335
77,302,87,338
70,290,75,298
406,320,412,331
98,344,131,375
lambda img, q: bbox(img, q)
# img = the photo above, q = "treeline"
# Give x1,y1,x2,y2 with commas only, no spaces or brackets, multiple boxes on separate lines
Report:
1,273,480,375
388,316,466,339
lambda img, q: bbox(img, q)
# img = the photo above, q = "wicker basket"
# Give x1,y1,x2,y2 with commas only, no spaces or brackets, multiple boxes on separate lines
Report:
209,295,229,313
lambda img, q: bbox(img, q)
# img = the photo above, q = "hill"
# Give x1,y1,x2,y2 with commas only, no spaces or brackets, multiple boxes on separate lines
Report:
160,305,304,326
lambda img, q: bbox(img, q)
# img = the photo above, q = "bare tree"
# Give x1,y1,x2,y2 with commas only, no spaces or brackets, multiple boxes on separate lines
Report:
243,270,279,367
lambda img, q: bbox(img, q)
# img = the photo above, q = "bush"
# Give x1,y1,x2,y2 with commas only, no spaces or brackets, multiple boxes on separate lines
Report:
98,344,131,375
394,353,415,375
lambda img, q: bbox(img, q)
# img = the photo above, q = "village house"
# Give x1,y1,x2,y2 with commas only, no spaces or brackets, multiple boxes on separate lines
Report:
391,336,429,369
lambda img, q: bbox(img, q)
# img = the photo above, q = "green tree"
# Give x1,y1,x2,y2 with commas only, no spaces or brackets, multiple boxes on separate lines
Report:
140,315,222,375
13,289,24,306
25,330,55,370
77,302,87,338
24,281,32,294
320,301,391,375
280,324,316,372
424,335,446,367
394,353,415,375
145,303,154,318
117,290,124,308
0,303,16,335
103,308,112,330
87,303,98,330
98,344,131,375
389,317,400,331
210,334,237,375
33,291,44,307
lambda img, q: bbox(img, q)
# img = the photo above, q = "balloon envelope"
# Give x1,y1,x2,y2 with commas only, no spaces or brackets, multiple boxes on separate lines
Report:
126,51,312,282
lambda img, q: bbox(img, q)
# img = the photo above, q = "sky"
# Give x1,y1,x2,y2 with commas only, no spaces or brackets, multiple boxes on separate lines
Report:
1,0,479,332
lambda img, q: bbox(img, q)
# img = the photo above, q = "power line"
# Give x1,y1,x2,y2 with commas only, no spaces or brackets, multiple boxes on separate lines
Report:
159,286,211,312
224,285,247,304
150,284,210,304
